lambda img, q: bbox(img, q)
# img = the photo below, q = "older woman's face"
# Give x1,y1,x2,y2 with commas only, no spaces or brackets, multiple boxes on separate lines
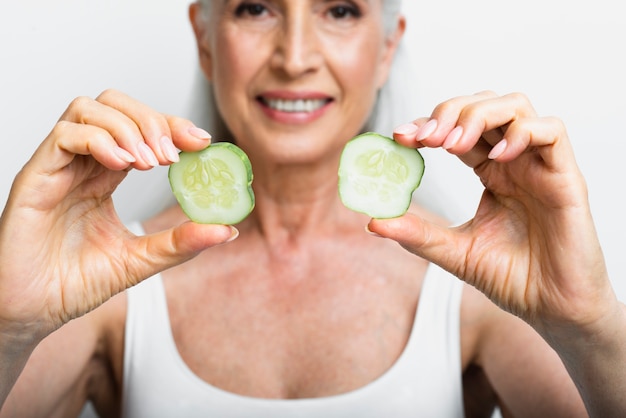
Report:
191,0,403,164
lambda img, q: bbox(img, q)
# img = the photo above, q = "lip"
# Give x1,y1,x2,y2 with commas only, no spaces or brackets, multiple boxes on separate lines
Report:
256,90,334,125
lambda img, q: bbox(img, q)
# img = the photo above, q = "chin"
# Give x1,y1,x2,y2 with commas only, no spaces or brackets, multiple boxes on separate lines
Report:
254,138,343,169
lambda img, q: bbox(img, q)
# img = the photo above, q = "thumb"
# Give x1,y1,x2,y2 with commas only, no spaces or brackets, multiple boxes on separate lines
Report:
124,222,237,287
368,213,462,276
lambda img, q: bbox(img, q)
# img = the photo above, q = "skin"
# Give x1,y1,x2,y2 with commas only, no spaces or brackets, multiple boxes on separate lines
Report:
2,0,626,417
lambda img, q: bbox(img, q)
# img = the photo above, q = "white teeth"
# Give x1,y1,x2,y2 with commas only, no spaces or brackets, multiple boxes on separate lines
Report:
265,98,327,113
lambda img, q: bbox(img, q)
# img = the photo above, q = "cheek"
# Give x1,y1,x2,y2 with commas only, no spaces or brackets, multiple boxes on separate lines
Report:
334,26,384,83
210,32,263,116
326,34,386,108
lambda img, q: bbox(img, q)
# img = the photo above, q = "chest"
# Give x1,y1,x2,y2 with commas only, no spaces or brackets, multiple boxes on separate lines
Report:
162,241,427,399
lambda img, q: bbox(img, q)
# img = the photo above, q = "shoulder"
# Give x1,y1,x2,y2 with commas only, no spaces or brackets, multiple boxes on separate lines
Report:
459,282,537,366
459,283,586,415
83,290,128,416
458,281,494,367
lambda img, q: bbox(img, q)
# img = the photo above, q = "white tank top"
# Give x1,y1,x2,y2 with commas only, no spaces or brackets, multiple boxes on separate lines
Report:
122,229,464,417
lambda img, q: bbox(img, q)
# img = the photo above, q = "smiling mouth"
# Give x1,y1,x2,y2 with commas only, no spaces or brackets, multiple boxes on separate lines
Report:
258,97,332,113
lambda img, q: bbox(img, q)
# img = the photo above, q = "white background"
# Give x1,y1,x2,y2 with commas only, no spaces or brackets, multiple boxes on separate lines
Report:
2,0,625,295
2,1,625,304
2,0,624,292
1,0,624,416
0,0,626,294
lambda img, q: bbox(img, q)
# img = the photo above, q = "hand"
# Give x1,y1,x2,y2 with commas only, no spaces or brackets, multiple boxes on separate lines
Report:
369,91,617,337
0,89,235,344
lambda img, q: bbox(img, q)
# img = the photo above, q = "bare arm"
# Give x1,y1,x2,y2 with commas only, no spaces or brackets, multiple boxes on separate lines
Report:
0,89,236,410
483,302,626,418
464,286,587,417
546,302,626,417
1,313,105,418
372,91,626,416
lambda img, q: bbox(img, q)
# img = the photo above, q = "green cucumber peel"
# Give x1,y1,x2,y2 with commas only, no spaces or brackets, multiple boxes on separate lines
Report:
338,132,424,219
168,142,255,225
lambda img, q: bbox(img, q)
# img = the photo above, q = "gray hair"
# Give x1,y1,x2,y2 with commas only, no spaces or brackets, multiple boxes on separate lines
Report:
188,0,413,140
381,0,403,35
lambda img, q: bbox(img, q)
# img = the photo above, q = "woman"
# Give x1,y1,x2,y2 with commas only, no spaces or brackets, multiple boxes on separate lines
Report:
1,1,624,417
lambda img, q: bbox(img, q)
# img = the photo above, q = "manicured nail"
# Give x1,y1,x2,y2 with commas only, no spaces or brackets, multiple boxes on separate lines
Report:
443,126,463,150
189,126,212,141
226,226,239,242
138,142,159,167
488,139,508,159
160,136,180,163
364,224,383,238
113,146,136,164
416,119,438,141
393,123,419,136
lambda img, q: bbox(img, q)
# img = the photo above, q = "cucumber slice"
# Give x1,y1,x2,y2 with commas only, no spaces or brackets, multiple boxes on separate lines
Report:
168,142,255,225
338,132,424,219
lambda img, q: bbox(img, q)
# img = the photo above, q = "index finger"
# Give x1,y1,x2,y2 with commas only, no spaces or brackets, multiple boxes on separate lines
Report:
95,89,212,161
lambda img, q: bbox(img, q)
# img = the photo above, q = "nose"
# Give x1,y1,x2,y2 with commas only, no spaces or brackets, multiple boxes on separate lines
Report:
270,11,322,78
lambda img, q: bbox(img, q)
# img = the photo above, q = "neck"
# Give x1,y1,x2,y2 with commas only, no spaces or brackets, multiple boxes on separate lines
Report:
241,153,356,244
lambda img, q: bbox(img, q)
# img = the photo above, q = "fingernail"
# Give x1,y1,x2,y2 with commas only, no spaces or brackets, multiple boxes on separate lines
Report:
393,123,418,136
113,146,136,164
488,139,508,159
416,119,438,141
365,224,383,238
443,126,463,149
226,226,239,242
138,142,159,167
189,126,212,141
160,136,180,163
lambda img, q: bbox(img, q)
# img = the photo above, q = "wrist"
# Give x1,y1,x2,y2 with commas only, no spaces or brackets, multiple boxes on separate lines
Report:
0,333,38,409
538,301,626,418
539,298,626,362
0,318,46,360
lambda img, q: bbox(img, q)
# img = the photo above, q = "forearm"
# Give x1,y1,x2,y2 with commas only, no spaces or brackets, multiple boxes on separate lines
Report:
0,314,103,417
0,334,37,411
548,302,626,418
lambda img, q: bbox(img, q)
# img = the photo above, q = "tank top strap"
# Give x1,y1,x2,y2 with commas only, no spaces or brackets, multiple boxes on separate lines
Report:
122,221,465,417
405,263,465,406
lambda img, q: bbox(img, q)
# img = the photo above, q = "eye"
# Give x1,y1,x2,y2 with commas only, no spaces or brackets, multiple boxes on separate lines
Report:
234,2,269,18
328,4,361,20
